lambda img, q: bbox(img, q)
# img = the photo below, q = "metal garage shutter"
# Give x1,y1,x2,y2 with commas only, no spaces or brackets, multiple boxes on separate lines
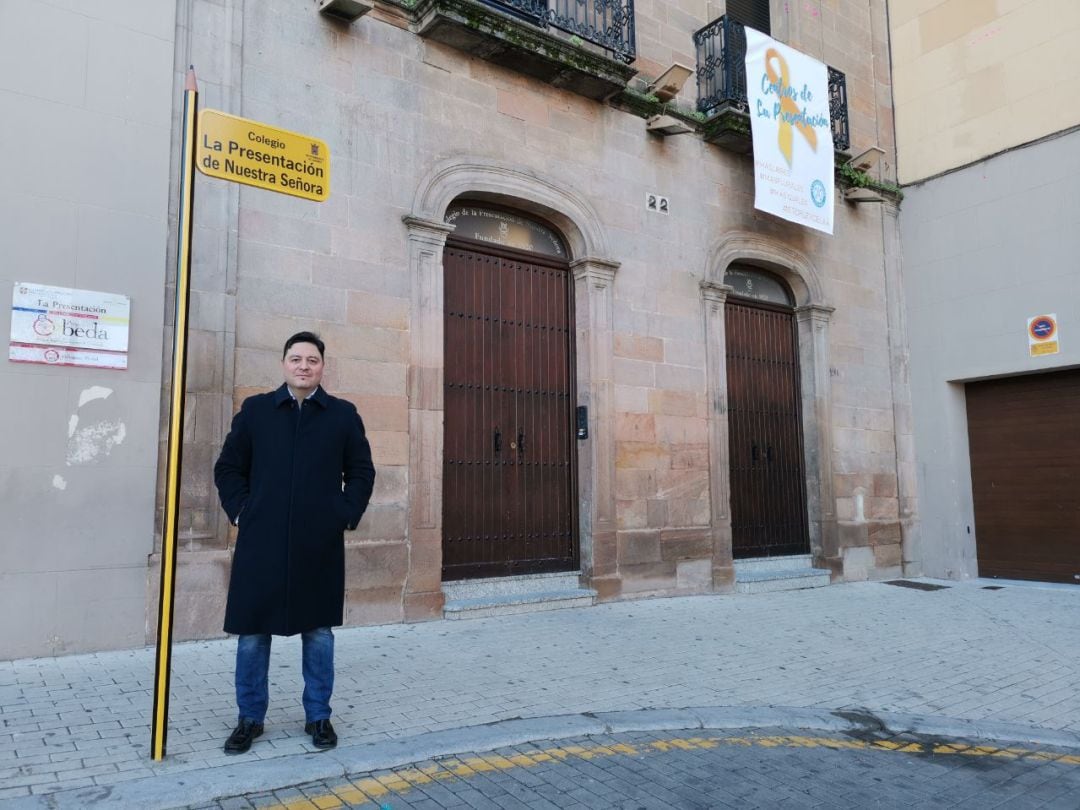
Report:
966,369,1080,583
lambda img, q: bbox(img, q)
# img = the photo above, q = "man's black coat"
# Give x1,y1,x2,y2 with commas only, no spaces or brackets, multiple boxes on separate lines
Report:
214,384,376,635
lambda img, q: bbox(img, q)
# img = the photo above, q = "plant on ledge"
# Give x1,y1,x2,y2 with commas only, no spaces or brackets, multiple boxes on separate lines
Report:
837,161,904,201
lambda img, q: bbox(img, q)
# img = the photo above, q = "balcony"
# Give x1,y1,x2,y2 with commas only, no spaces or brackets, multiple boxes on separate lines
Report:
414,0,637,101
693,16,849,154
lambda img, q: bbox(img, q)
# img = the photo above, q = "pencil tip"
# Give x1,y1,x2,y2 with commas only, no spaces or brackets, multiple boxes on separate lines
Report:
185,66,198,92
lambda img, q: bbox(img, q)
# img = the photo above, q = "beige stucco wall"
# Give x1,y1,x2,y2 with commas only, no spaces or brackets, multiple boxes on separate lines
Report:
891,0,1080,184
0,1,175,657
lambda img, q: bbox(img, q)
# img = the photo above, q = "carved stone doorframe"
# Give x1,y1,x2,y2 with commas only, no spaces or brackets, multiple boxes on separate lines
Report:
794,302,837,563
702,233,837,574
700,281,735,589
401,215,455,621
405,158,619,615
571,257,619,596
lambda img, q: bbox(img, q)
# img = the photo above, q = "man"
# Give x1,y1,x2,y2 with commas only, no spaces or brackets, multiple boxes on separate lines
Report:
214,331,375,754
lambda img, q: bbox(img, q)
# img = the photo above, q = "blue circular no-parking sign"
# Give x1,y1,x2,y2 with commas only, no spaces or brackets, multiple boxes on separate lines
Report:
1029,316,1056,340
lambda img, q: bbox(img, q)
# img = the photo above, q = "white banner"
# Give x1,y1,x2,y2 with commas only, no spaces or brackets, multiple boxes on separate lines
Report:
10,282,130,370
745,28,834,234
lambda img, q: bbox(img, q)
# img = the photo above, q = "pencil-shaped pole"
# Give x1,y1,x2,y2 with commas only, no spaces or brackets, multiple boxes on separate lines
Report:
152,65,198,762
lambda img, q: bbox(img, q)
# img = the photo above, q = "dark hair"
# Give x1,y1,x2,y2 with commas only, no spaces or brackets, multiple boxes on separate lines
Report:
282,331,325,359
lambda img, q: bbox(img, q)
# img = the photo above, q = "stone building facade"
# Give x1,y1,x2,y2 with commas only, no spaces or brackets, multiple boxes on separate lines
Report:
0,0,917,658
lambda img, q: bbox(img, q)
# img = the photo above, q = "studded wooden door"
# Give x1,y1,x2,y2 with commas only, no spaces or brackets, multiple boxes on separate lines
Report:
442,241,578,580
725,298,810,558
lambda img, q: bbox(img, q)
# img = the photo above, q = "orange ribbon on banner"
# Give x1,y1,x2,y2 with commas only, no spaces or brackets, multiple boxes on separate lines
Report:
765,48,818,166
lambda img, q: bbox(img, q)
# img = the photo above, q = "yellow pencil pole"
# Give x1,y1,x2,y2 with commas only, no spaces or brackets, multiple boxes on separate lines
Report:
152,65,199,761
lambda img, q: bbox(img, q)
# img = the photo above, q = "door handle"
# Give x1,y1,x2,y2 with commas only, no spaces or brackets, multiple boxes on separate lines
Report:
494,428,501,454
517,431,525,454
751,442,758,464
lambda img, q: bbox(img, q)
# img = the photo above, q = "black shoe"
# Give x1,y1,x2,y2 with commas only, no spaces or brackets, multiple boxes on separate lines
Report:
304,719,338,750
223,718,264,754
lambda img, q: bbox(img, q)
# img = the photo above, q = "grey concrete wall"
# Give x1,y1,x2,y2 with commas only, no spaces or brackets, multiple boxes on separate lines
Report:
901,127,1080,580
0,1,175,658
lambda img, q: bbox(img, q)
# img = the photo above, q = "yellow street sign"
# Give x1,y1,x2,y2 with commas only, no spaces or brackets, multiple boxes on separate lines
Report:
196,109,330,202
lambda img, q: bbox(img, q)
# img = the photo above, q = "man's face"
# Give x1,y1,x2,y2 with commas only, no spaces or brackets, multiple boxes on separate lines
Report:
282,342,324,394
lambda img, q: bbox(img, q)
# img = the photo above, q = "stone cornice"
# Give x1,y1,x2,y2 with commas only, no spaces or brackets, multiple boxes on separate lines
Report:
571,257,619,283
700,281,734,303
403,215,456,240
795,303,836,322
411,157,609,259
707,231,826,308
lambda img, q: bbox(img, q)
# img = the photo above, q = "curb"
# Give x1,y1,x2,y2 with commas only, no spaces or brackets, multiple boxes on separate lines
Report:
7,706,1080,809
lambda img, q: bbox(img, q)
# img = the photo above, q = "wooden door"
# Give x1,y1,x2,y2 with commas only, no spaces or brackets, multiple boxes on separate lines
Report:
966,369,1080,583
442,241,578,579
725,299,810,558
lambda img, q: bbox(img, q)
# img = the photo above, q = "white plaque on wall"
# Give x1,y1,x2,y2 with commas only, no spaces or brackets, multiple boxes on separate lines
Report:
10,282,131,370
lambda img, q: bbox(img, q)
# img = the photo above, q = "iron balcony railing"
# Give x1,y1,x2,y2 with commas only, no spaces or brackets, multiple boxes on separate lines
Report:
480,0,636,63
693,16,850,151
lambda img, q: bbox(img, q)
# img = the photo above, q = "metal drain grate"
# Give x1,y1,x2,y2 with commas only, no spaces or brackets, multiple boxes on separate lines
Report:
883,580,950,591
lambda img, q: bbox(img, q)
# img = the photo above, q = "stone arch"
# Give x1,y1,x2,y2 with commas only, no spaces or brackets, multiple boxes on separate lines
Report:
411,155,610,261
402,157,620,617
700,231,837,581
705,231,827,307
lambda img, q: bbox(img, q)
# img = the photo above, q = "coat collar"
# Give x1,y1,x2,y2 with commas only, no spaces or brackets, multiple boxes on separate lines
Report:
273,383,329,408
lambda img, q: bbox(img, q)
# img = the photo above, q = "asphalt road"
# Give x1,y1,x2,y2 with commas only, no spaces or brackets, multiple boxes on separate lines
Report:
193,728,1080,809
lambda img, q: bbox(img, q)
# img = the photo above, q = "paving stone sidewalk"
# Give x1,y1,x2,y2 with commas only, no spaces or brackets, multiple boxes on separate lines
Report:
1,579,1078,806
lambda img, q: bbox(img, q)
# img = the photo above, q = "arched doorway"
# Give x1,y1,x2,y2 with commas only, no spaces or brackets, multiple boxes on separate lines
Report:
724,264,811,558
441,202,580,579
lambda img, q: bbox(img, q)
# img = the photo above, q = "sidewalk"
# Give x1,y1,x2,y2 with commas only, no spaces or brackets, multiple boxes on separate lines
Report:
2,579,1078,807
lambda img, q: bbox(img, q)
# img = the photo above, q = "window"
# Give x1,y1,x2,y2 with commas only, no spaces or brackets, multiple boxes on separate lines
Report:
724,264,793,306
445,203,568,258
726,0,770,34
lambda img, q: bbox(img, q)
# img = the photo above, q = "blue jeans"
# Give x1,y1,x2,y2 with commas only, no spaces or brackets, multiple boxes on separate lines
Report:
235,628,334,724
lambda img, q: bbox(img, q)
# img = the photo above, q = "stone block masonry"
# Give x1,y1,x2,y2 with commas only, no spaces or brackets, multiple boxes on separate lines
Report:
0,0,914,658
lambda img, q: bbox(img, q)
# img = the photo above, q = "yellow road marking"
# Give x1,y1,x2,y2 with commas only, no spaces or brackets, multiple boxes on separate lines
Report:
479,753,517,769
353,777,390,798
461,755,497,772
251,733,1080,809
374,774,411,793
394,767,433,785
328,786,367,806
